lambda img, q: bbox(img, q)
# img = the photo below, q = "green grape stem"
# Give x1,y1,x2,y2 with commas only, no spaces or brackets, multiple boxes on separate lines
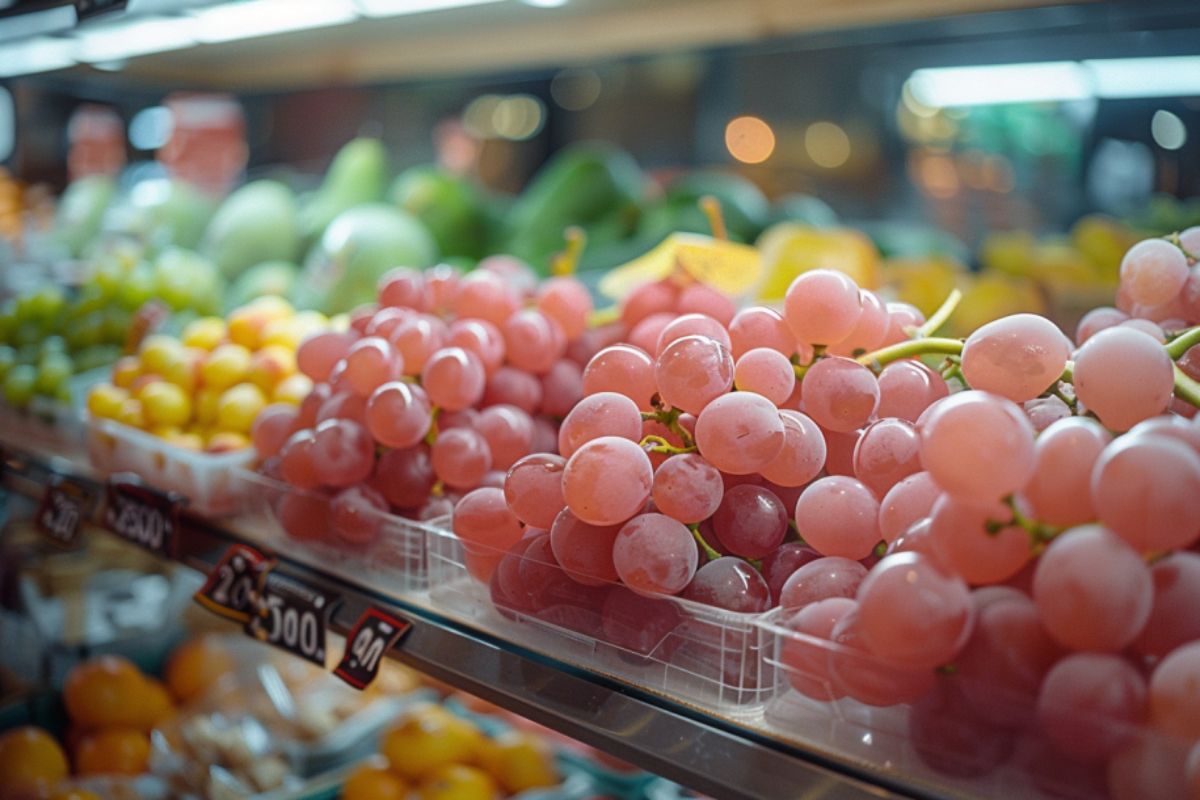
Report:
1166,325,1200,360
423,406,441,447
856,337,965,372
688,523,723,562
915,288,963,338
641,406,695,447
639,434,698,455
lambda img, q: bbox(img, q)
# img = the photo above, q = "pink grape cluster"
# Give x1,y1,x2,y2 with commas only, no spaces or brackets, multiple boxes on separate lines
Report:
249,257,594,547
452,258,1200,796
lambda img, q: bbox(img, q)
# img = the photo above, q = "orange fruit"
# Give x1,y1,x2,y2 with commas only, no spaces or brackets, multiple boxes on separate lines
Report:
73,728,150,776
135,676,176,730
381,709,483,781
0,726,69,797
63,655,147,730
49,791,103,800
342,764,408,800
417,764,498,800
476,731,558,793
164,635,235,704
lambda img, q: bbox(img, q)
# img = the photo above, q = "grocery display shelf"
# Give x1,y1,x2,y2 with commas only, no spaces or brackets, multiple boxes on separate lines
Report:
0,432,937,800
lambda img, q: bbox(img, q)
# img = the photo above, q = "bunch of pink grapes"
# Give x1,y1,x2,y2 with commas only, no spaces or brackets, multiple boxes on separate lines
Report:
451,253,1200,798
249,257,595,547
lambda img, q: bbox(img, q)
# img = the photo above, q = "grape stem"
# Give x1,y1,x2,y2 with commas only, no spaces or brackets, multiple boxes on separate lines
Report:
550,226,587,277
915,288,963,338
988,495,1063,545
641,406,695,447
423,406,441,447
639,434,697,455
1167,231,1199,263
1165,325,1200,360
688,523,723,562
700,195,728,241
856,337,964,371
1174,365,1200,408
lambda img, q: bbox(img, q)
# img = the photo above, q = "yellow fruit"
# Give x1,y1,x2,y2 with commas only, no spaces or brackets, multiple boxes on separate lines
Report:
948,274,1047,338
164,635,235,704
756,223,882,299
63,656,147,730
73,728,150,776
195,387,221,426
883,257,963,318
382,709,484,781
273,373,313,406
139,381,192,428
87,384,129,420
207,431,250,453
138,334,186,376
160,347,205,392
0,726,69,797
247,294,294,317
476,731,558,793
200,343,252,391
216,382,266,434
111,356,140,389
228,297,293,350
248,344,296,392
113,398,146,429
261,317,305,351
418,764,498,800
343,763,408,800
181,316,228,351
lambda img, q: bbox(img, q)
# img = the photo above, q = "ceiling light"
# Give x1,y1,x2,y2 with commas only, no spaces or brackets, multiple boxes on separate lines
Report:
1086,56,1200,100
0,35,76,77
73,16,195,63
192,0,357,45
907,62,1090,108
356,0,507,18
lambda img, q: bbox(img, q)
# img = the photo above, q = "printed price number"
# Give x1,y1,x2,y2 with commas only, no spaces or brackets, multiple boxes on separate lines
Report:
37,477,95,547
195,544,272,623
103,477,181,557
334,608,412,690
246,575,333,667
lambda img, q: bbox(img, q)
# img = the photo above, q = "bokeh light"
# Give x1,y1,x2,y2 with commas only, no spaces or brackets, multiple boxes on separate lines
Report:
725,115,775,164
804,121,851,169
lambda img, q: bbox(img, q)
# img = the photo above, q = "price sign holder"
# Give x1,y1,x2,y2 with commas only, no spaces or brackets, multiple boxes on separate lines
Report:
334,607,412,690
245,573,335,668
103,474,183,558
194,544,274,623
36,475,96,549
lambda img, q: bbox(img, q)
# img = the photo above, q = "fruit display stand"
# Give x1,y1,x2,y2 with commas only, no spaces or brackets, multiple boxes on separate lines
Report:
0,436,920,800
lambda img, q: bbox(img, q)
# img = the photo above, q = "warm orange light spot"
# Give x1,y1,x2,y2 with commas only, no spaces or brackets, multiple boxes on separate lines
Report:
725,115,775,164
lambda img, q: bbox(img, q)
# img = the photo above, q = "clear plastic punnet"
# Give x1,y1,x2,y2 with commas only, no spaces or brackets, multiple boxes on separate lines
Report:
759,606,1200,800
425,520,773,716
232,469,436,597
86,416,255,516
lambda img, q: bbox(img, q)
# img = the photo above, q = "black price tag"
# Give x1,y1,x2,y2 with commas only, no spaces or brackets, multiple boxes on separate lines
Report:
195,544,273,623
103,476,182,557
245,574,334,667
334,608,412,690
36,476,95,548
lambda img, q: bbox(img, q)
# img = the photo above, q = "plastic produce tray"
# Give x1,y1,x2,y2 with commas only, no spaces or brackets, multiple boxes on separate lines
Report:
85,416,255,516
231,470,435,597
425,522,773,716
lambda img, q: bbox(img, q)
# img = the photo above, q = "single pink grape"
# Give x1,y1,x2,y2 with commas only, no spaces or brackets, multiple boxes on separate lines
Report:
1037,653,1147,762
1091,433,1200,552
562,436,653,526
503,309,567,374
761,542,822,605
656,313,731,354
733,347,796,405
424,263,461,313
1075,306,1129,346
621,280,678,328
373,445,435,509
539,359,584,418
853,417,921,497
612,512,699,595
960,313,1072,402
827,608,936,706
480,254,538,294
1120,238,1190,306
582,344,657,411
1023,395,1072,432
1127,414,1200,453
422,347,485,411
652,453,723,524
1032,525,1153,652
252,403,298,460
856,551,974,669
453,270,520,326
801,356,880,433
655,335,735,415
876,359,949,422
881,302,925,346
504,453,567,530
694,392,785,475
681,556,771,612
535,276,593,341
783,269,863,346
278,428,320,489
342,336,404,397
878,471,938,543
331,484,389,547
557,391,642,458
316,390,367,427
482,366,542,414
830,290,888,356
760,409,825,487
1132,552,1200,660
676,283,735,326
1106,731,1195,800
794,476,880,559
311,418,376,488
918,391,1035,503
1072,326,1175,431
365,307,414,340
431,427,492,490
365,381,432,448
711,484,788,558
728,306,795,359
389,315,446,376
297,330,356,382
628,312,677,356
446,318,505,375
549,508,621,586
453,486,524,554
378,266,429,309
779,597,857,700
475,404,535,470
1022,416,1111,526
1149,640,1200,739
929,495,1032,585
778,556,867,610
1121,317,1166,342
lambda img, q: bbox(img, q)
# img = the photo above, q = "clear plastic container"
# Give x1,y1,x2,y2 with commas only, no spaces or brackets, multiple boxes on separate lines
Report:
0,365,108,458
425,522,774,716
231,470,436,597
758,608,1197,800
86,416,256,516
